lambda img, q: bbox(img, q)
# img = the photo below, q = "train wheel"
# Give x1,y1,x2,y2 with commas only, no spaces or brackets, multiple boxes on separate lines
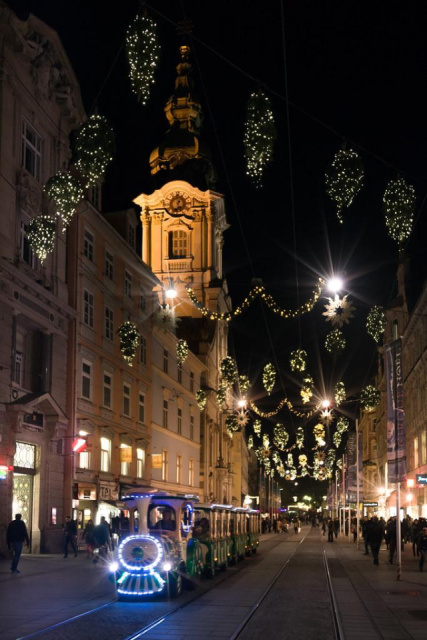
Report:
168,571,183,598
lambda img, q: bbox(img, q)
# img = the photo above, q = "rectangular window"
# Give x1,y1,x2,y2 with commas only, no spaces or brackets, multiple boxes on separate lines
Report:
163,400,168,428
82,361,91,399
13,351,23,386
22,120,42,181
189,459,194,486
136,448,145,479
178,368,182,384
190,371,194,393
414,437,419,468
140,335,147,364
83,229,94,261
163,349,168,373
20,221,38,268
162,450,169,481
90,184,100,209
105,251,114,280
124,270,132,298
83,290,94,328
79,450,91,470
140,286,146,312
121,460,130,476
190,415,194,441
177,408,182,434
103,373,112,409
105,307,114,341
176,455,182,484
123,384,131,417
138,393,145,423
100,437,111,473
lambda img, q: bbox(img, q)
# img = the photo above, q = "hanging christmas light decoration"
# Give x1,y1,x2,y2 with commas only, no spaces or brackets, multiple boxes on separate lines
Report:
290,348,307,372
334,381,346,407
262,434,270,449
273,423,289,450
126,12,160,105
313,423,326,446
325,329,346,355
236,410,250,428
253,420,262,436
325,148,364,223
336,416,349,434
220,356,238,387
366,306,386,343
44,171,83,231
216,387,227,409
74,114,114,187
117,321,140,365
239,375,251,393
296,427,305,449
272,451,281,466
262,363,276,395
298,454,308,467
251,397,320,419
248,435,254,449
243,88,276,187
323,295,355,327
196,390,207,411
333,431,342,447
153,304,178,332
320,409,335,426
336,459,343,470
26,214,56,263
176,339,189,366
383,177,416,244
360,385,381,410
225,415,239,432
277,465,286,477
301,375,314,404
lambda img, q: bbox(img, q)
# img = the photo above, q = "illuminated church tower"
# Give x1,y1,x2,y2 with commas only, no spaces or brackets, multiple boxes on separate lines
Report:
134,46,237,503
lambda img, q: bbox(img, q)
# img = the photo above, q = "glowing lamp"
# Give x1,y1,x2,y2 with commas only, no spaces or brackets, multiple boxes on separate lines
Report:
407,478,415,488
238,398,247,408
165,287,177,299
72,437,87,453
163,561,172,572
327,277,343,294
321,399,330,409
109,561,119,572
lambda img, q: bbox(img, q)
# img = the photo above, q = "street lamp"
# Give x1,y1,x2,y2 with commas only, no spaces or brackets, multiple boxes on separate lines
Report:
327,277,343,294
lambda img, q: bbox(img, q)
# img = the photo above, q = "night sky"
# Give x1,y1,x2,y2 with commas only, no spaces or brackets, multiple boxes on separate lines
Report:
7,0,427,497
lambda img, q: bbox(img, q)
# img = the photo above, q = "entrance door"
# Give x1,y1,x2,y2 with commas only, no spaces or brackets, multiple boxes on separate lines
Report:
13,473,33,546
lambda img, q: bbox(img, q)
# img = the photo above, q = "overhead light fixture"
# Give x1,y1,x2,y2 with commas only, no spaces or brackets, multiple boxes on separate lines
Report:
327,277,343,294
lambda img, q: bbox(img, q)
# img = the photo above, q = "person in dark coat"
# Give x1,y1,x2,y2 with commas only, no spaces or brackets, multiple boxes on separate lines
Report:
92,516,111,563
417,527,427,572
7,513,29,574
327,518,334,542
63,516,78,558
366,516,384,565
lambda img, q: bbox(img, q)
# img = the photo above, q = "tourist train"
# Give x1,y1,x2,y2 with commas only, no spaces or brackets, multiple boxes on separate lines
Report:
109,490,260,598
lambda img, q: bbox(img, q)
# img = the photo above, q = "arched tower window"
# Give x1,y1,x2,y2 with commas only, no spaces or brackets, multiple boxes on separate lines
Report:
168,230,187,258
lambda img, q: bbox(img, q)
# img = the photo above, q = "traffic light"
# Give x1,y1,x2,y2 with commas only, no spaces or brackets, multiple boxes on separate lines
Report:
72,437,87,453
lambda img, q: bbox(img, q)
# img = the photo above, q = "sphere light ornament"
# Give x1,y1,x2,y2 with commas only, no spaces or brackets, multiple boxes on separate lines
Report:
334,381,346,407
325,148,364,223
325,329,346,356
176,339,189,366
216,387,227,409
262,363,276,395
44,171,84,231
74,114,114,187
126,12,160,105
239,374,251,394
253,420,261,436
366,306,386,343
26,214,56,263
117,321,140,365
360,385,381,411
220,356,238,388
290,348,307,373
336,416,349,434
383,177,416,245
196,390,207,411
243,89,276,188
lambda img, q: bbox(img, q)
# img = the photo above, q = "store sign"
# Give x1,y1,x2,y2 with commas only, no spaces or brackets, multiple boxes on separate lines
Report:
151,454,162,469
78,485,97,501
363,501,378,507
416,474,427,486
98,481,118,501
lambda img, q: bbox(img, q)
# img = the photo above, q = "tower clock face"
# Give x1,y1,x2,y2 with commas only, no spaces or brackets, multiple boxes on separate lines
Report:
167,192,191,215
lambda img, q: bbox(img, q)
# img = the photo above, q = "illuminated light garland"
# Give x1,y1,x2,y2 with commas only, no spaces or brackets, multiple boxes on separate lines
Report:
313,423,326,446
333,431,342,448
272,451,281,466
196,390,207,411
262,434,270,449
225,415,239,432
323,295,355,327
250,397,321,419
220,356,238,387
44,171,83,231
117,321,140,365
360,385,381,410
126,13,160,105
273,424,289,450
301,375,314,404
185,279,324,322
26,214,56,263
298,454,308,467
239,375,251,393
296,427,305,448
334,381,346,407
262,363,276,395
253,420,261,436
383,177,416,244
216,387,227,409
325,329,346,355
336,416,349,434
176,339,189,366
74,114,114,188
366,306,386,343
248,435,254,449
243,88,276,188
336,459,343,470
290,349,307,372
325,148,364,223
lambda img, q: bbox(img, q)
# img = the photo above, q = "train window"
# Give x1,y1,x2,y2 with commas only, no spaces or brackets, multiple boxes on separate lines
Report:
148,504,176,532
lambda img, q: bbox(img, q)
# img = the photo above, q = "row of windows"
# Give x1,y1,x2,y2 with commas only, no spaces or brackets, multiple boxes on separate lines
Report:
161,400,195,440
79,437,145,478
160,449,195,485
82,362,146,421
412,431,427,468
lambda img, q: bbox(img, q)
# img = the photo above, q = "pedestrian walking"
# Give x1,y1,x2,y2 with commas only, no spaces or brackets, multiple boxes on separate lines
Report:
63,516,78,558
327,518,334,542
417,527,427,572
92,516,111,564
367,516,384,565
82,519,95,558
7,513,29,574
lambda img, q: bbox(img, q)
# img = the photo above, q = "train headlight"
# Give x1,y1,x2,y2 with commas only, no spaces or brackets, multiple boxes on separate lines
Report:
162,561,172,572
109,561,119,572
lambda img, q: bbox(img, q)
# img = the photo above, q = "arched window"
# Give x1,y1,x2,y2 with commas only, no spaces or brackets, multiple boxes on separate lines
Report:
168,230,187,258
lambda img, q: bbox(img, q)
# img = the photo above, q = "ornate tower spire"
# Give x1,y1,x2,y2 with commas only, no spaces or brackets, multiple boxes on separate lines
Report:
149,45,216,190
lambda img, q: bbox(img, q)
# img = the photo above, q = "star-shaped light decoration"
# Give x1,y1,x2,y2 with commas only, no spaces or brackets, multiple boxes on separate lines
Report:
323,295,355,327
319,409,335,426
236,410,250,428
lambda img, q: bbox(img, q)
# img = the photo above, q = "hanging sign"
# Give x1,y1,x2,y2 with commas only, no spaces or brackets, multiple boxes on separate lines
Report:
385,339,407,483
151,454,162,469
120,447,132,463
